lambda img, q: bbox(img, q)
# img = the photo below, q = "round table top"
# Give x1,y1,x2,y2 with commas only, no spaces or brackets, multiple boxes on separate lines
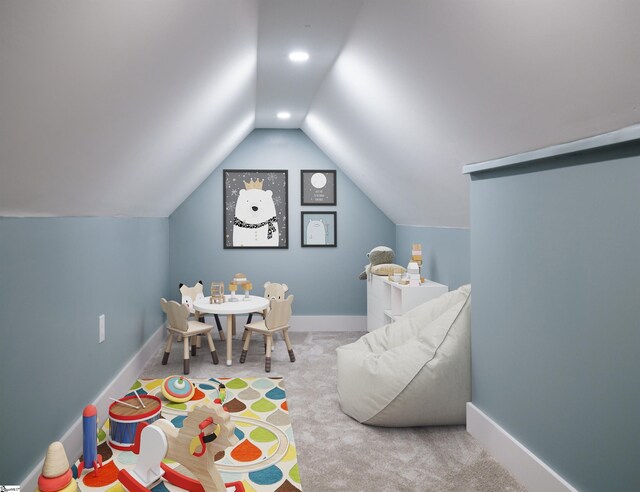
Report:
194,294,269,315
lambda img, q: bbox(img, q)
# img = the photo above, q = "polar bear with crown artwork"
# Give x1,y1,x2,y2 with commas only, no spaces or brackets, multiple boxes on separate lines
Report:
233,178,280,247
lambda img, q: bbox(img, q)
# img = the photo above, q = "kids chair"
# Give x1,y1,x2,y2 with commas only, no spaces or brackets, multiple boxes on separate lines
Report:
161,298,219,374
180,281,225,342
240,295,295,372
243,281,289,340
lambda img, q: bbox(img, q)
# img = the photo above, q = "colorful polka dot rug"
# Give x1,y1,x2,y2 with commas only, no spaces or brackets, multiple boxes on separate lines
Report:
73,377,302,492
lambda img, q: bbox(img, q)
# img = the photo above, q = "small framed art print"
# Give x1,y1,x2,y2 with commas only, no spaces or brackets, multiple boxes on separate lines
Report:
301,211,337,247
300,170,336,205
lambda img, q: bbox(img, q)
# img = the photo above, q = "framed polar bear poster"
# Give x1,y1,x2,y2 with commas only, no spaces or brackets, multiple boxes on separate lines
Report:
301,211,337,247
223,169,288,249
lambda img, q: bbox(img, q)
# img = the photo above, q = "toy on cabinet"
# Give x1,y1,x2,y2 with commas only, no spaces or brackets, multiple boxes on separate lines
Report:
210,282,225,304
77,405,102,476
117,401,243,492
358,246,406,280
412,243,425,280
36,441,77,492
407,261,421,287
161,376,195,403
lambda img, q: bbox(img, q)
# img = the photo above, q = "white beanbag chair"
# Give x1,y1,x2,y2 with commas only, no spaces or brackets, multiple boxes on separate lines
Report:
337,285,471,426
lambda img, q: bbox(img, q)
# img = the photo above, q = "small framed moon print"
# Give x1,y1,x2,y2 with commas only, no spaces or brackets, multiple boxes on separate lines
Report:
301,170,336,205
301,211,337,247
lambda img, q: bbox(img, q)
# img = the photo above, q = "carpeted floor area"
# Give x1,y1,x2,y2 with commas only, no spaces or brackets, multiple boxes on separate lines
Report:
142,329,526,491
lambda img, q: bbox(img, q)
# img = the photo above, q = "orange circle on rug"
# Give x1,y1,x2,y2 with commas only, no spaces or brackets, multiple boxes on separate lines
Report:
82,461,119,487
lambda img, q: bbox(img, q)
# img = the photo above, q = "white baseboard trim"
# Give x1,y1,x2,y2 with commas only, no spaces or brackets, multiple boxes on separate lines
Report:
203,314,367,332
20,324,166,492
466,402,577,492
289,315,366,332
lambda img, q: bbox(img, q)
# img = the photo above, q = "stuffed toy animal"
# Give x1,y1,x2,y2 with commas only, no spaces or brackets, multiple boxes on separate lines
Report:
358,246,404,280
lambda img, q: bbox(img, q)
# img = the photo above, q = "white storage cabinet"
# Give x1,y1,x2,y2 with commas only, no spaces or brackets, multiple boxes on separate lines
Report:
366,275,448,332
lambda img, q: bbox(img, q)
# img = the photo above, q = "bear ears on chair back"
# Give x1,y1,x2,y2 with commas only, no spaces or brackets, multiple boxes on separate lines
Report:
164,300,190,332
264,282,288,301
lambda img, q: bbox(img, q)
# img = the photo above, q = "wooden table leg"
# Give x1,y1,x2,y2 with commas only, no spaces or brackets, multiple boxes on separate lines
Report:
226,314,234,366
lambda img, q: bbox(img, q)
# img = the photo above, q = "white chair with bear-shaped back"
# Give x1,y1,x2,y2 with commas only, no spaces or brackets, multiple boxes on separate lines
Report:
160,298,219,374
240,295,295,373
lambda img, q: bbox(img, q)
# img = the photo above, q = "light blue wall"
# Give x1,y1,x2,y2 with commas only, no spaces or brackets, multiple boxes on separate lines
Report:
395,225,470,289
169,129,396,315
0,217,169,484
469,141,640,491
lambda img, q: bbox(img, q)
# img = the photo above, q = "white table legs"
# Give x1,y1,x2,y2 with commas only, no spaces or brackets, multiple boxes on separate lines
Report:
226,314,234,366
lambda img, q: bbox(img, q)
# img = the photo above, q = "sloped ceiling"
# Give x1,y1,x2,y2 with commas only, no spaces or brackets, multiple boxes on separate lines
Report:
2,1,640,225
0,0,257,217
303,0,640,227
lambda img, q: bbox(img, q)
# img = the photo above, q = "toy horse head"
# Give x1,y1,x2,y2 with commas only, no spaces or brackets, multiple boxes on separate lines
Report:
180,402,238,458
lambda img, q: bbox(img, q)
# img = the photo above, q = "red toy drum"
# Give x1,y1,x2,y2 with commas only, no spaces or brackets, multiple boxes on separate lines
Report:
108,395,162,451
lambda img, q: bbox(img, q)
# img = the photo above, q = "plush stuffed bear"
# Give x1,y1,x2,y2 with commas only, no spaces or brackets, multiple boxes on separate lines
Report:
358,246,405,280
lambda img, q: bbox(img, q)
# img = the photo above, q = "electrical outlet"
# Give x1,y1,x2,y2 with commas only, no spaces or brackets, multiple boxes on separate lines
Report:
99,314,106,343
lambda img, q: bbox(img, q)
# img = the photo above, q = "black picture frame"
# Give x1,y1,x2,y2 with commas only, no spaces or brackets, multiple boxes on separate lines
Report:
300,170,337,206
223,169,288,249
301,211,337,247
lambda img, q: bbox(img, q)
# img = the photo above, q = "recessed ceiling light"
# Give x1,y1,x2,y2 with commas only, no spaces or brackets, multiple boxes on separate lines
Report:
277,111,291,119
288,51,309,62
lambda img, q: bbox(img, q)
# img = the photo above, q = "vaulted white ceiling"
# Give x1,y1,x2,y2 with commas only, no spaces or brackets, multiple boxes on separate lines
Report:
2,1,640,226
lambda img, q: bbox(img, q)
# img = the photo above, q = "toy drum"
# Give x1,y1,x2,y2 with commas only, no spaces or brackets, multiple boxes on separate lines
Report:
108,395,162,451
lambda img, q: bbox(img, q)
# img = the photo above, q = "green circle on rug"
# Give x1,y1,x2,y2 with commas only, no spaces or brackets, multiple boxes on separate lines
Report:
165,402,187,410
250,427,277,442
289,463,300,483
226,378,249,389
251,398,276,412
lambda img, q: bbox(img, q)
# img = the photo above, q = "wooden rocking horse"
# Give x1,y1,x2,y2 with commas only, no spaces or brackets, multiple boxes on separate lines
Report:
118,401,243,492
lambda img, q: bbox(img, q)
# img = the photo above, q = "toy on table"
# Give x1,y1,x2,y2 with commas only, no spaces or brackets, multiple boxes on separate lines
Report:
243,281,252,300
107,394,162,451
162,375,195,403
118,401,244,492
210,282,224,304
36,441,77,492
229,273,250,302
77,405,102,476
228,282,238,301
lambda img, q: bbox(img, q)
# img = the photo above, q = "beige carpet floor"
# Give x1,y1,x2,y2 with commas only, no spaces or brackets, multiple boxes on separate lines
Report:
142,329,526,492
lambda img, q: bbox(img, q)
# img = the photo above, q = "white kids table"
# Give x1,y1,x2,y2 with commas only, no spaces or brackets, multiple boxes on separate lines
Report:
194,295,270,366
